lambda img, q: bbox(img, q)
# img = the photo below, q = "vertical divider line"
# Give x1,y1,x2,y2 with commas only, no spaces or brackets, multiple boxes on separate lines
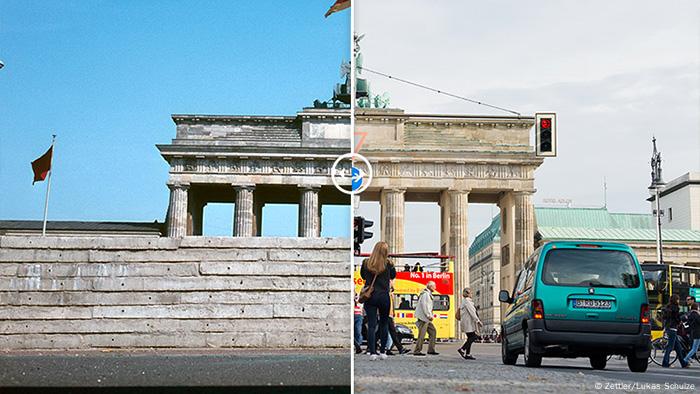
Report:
349,0,357,386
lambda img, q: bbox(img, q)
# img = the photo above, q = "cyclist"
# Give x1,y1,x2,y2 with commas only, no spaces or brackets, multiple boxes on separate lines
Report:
681,303,700,366
662,295,689,368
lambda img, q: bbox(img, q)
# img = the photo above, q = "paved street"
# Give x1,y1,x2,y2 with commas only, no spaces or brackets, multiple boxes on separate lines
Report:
0,349,350,391
354,342,699,393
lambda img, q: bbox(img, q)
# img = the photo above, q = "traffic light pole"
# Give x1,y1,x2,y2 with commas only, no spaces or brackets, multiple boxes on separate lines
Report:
654,185,663,264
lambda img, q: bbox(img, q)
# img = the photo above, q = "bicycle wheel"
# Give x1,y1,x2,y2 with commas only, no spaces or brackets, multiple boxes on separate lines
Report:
650,337,677,366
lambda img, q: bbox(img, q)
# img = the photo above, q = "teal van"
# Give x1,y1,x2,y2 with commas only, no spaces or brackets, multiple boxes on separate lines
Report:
498,241,651,372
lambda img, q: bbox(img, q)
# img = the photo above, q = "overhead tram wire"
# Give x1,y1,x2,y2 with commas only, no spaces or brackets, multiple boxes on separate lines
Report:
357,66,522,116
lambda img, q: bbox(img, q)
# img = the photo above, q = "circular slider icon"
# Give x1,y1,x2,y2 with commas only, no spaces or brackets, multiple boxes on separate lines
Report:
331,153,373,195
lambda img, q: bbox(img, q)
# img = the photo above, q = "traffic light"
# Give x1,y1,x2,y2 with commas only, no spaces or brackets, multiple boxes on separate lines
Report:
353,216,374,255
535,113,556,157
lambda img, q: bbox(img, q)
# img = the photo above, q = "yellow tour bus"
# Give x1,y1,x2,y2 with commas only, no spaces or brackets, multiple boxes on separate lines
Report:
354,253,456,340
641,263,700,340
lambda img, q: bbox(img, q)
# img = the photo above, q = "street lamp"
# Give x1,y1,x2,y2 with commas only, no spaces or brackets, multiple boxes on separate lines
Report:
648,137,665,264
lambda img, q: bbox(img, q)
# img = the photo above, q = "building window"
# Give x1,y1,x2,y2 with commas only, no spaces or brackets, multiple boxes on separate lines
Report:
668,207,673,222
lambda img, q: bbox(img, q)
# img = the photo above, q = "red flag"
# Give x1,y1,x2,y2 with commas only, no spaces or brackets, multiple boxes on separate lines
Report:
31,145,53,185
324,0,350,18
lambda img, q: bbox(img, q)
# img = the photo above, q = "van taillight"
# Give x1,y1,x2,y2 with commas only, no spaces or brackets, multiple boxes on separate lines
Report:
641,304,650,324
532,299,544,319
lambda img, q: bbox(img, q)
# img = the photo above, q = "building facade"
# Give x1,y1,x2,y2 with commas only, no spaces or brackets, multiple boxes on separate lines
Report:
649,172,700,231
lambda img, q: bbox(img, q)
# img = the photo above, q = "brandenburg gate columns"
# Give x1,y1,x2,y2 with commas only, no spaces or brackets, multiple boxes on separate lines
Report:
357,109,545,338
166,182,189,237
448,190,470,301
380,188,405,254
299,186,321,237
158,109,349,239
514,190,535,272
498,190,535,301
233,185,255,237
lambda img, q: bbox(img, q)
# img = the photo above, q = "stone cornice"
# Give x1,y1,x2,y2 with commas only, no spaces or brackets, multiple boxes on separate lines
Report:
171,109,350,126
356,109,535,126
157,144,348,159
172,114,298,125
362,152,544,166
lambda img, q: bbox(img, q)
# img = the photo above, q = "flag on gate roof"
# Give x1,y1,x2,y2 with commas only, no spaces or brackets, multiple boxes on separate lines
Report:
31,144,53,184
324,0,350,17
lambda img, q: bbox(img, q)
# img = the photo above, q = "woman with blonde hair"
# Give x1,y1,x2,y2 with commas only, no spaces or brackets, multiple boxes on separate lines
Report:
360,241,396,360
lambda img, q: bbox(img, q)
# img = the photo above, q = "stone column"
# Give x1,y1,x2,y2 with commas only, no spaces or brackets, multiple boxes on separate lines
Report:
189,196,205,236
253,200,265,237
448,190,469,306
166,182,189,238
514,190,535,272
439,191,451,255
233,185,255,237
380,188,405,254
298,186,321,237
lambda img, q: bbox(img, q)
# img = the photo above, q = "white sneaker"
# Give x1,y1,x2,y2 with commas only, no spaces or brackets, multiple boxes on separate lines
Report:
369,354,379,361
379,353,388,360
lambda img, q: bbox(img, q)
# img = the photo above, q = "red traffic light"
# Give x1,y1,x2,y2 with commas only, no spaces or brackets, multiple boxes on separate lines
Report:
540,118,551,129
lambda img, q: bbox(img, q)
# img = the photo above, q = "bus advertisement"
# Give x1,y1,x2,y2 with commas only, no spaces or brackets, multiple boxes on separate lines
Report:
353,259,456,339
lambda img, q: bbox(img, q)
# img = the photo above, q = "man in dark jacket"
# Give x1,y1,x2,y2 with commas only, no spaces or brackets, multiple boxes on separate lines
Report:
682,303,700,365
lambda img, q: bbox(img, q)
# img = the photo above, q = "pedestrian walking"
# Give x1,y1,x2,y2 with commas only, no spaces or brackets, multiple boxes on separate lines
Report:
682,303,700,366
386,287,410,355
360,241,396,361
354,291,364,354
457,287,482,360
413,281,438,356
662,294,689,368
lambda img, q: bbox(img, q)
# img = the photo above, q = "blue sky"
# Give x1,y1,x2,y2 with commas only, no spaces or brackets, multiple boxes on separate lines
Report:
0,1,350,237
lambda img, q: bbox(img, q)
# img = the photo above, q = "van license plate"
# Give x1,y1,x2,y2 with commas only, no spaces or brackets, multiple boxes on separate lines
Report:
573,299,611,309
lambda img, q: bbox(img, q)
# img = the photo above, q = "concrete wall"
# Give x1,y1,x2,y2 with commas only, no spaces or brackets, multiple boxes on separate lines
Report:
0,236,350,350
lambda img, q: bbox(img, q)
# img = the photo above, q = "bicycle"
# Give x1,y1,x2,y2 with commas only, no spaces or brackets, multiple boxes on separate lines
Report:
649,323,700,366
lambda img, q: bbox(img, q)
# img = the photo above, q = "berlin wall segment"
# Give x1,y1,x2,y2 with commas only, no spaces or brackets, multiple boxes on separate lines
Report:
0,236,349,349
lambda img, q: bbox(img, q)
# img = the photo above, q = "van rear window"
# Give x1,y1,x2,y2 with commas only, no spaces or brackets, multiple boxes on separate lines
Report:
542,249,640,288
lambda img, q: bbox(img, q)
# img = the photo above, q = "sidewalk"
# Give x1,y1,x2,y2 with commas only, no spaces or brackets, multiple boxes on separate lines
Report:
0,348,350,389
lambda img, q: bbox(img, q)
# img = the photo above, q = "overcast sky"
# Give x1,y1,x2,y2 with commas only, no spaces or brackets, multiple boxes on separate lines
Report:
355,0,700,256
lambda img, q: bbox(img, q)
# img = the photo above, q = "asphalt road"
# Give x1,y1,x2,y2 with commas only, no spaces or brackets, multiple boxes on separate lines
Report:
0,349,350,392
354,342,699,393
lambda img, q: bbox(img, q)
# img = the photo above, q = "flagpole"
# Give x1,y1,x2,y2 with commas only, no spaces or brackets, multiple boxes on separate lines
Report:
41,135,56,236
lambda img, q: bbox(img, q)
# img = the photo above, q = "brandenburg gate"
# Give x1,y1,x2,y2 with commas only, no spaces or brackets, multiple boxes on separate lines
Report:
356,108,544,299
158,108,350,238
